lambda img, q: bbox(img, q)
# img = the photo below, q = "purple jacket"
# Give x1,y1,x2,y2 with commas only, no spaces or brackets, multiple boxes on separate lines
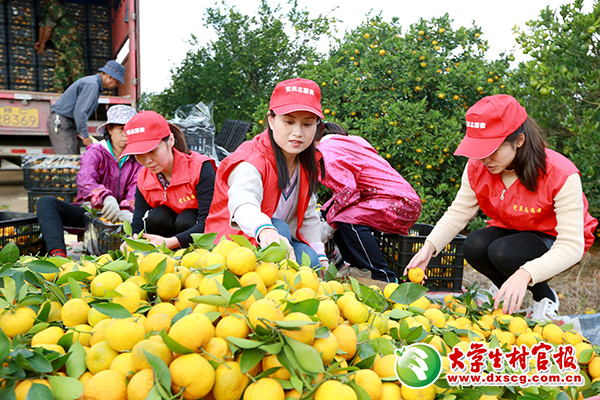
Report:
319,135,421,235
73,141,143,211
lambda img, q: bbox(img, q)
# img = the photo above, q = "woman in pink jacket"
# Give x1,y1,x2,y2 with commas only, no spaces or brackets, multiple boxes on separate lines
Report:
317,122,421,282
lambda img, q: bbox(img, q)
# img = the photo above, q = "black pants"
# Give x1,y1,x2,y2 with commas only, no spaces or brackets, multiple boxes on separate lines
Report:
144,205,197,237
464,226,556,301
37,196,89,253
333,222,397,283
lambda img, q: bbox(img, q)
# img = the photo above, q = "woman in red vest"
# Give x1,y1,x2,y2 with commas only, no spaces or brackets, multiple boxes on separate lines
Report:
120,111,216,249
205,78,327,268
406,95,597,321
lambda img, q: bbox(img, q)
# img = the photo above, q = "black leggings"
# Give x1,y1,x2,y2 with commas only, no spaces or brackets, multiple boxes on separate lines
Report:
464,226,556,302
37,196,89,254
143,205,197,238
333,222,397,283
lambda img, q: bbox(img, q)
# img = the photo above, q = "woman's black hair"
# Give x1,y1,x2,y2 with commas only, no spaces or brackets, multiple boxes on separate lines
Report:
161,122,190,154
504,116,547,192
267,110,321,195
316,122,349,141
103,124,115,143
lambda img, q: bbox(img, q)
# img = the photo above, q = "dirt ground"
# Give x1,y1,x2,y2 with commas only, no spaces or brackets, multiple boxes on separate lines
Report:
2,161,599,315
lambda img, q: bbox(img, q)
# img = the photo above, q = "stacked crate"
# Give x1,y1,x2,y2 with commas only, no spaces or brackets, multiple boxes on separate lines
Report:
86,2,113,96
0,0,113,93
7,0,37,91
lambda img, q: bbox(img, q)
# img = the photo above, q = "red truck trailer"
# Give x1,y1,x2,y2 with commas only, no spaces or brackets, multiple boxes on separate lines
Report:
0,0,140,164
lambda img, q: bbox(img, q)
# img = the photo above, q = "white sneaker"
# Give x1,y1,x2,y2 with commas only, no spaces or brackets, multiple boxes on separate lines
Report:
530,289,560,321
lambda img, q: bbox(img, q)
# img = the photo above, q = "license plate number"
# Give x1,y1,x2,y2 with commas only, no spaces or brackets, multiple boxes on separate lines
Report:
0,107,39,128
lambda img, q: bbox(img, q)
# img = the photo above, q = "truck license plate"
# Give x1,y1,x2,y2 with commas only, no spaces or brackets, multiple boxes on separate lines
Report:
0,107,39,128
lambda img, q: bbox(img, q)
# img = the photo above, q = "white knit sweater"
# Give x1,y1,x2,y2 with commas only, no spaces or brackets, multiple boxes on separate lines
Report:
425,164,585,285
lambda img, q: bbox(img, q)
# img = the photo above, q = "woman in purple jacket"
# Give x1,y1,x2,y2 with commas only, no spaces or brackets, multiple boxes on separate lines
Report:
37,105,142,257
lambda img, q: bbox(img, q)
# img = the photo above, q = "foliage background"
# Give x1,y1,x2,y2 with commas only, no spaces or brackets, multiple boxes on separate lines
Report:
140,0,600,226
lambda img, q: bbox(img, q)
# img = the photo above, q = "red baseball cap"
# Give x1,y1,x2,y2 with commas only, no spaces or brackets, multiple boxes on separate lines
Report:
454,95,528,159
120,111,171,157
269,77,323,118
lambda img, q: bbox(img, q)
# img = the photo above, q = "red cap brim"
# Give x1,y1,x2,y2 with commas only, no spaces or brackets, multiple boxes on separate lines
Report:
454,135,505,159
272,104,324,119
120,139,162,159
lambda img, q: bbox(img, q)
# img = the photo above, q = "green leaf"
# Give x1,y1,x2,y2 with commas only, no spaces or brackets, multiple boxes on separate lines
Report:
145,258,167,286
290,374,303,394
159,329,193,355
0,242,19,264
58,332,74,352
0,330,10,360
347,379,371,400
190,232,218,248
1,276,16,306
188,295,229,307
65,341,87,379
285,337,324,373
144,349,172,389
229,284,256,305
100,260,132,272
123,219,132,236
240,347,265,374
27,322,49,336
91,303,132,319
350,277,361,295
227,337,265,349
369,337,396,356
24,351,54,373
259,342,282,355
171,307,193,324
315,326,330,339
258,246,287,263
25,260,59,275
55,272,92,286
442,330,461,348
301,252,311,267
324,262,338,282
579,348,594,364
67,278,82,300
48,375,84,400
274,320,318,330
387,309,412,320
288,299,319,316
229,234,255,250
388,282,428,305
144,385,162,400
45,281,68,305
222,269,241,290
123,237,156,252
25,382,53,399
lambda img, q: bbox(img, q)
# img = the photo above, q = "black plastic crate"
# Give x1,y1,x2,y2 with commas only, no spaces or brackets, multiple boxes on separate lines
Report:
87,21,110,41
36,64,54,90
0,62,7,85
36,47,55,67
373,223,466,292
9,63,35,87
0,211,44,255
0,43,6,65
8,23,35,45
7,0,34,25
64,2,86,22
84,217,123,256
87,56,108,74
9,42,35,65
28,190,77,213
215,119,252,153
22,154,80,191
87,3,109,22
88,38,111,58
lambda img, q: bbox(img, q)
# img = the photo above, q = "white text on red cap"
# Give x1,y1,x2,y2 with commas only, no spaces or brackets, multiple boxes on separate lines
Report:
466,121,487,129
285,86,315,96
125,127,146,136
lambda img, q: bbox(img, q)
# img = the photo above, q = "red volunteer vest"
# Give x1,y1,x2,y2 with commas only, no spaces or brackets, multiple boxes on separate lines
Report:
468,148,597,252
137,149,216,214
205,131,311,245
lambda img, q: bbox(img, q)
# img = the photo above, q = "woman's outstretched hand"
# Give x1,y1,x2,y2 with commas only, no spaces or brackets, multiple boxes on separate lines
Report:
403,240,435,279
493,269,532,315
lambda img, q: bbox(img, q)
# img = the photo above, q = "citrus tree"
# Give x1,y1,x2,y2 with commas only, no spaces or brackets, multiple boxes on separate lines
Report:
508,0,600,217
142,0,337,129
294,14,511,224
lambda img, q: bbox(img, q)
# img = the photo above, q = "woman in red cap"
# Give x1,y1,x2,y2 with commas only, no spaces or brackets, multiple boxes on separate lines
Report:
406,94,597,321
121,111,216,249
205,78,327,268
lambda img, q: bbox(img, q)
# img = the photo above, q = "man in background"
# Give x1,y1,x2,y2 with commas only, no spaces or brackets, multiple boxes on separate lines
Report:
34,0,85,92
47,60,125,154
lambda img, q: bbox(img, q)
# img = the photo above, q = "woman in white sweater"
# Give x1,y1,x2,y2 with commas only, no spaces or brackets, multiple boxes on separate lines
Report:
406,95,597,321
